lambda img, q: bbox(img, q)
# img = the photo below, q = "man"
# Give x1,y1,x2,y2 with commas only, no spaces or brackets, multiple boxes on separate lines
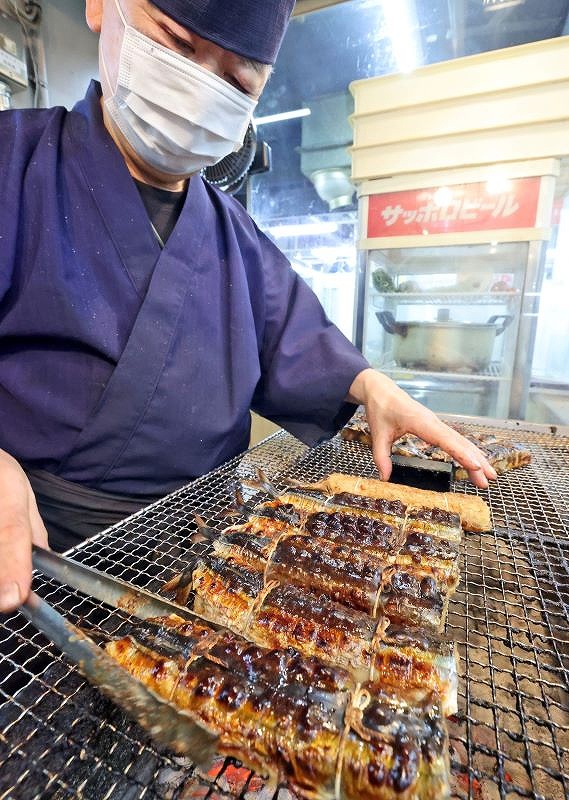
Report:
0,0,496,613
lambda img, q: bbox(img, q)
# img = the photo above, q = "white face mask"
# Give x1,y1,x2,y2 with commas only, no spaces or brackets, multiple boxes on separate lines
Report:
100,0,258,176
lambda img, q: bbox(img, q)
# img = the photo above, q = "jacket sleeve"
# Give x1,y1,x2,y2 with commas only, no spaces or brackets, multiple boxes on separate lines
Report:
251,229,369,446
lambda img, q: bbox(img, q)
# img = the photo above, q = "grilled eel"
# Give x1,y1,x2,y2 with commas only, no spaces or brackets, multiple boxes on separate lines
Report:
216,525,386,616
238,498,461,591
342,415,531,482
212,522,451,628
286,473,491,533
242,475,464,544
394,431,532,481
185,555,458,715
106,613,450,800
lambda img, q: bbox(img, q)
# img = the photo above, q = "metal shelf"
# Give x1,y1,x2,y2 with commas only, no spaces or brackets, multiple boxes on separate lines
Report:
371,290,520,307
372,361,509,382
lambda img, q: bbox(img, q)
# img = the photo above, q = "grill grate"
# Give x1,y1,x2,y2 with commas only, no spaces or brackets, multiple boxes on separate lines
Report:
1,421,569,800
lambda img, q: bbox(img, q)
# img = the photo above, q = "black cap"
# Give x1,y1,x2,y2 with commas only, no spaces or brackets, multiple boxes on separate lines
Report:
148,0,295,64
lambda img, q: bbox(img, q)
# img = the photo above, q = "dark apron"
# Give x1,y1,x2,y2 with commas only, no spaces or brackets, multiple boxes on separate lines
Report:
26,469,159,552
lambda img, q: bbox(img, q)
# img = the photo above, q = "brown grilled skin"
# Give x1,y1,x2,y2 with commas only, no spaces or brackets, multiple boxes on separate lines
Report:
106,615,450,799
211,515,454,628
107,615,350,797
223,504,458,600
214,529,386,616
268,535,385,615
189,557,458,714
340,686,450,800
299,474,491,532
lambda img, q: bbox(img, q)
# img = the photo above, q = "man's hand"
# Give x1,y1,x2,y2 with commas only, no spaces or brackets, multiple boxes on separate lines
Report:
0,450,49,612
348,369,497,489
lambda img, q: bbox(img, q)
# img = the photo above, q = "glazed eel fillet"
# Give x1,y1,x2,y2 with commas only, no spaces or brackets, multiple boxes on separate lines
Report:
241,495,461,591
223,490,460,624
244,476,464,543
106,613,450,800
211,521,452,630
183,555,459,715
285,473,491,533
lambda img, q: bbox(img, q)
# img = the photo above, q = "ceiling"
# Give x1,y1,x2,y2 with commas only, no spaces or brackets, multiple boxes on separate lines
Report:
259,0,569,116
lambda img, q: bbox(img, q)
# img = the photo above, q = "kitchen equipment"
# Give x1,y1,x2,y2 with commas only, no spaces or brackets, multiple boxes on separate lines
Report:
399,375,498,417
20,546,218,766
1,424,568,799
390,453,454,490
376,309,512,372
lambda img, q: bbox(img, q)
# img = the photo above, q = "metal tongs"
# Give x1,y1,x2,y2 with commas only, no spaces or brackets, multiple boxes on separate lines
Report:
20,545,219,767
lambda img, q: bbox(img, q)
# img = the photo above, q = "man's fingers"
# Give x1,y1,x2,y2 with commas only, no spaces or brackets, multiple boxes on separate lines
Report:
461,454,496,489
455,448,497,482
443,436,497,485
371,433,394,482
0,486,48,612
0,582,21,611
355,372,498,489
413,419,497,487
0,452,40,612
0,512,32,612
464,465,489,489
364,402,498,489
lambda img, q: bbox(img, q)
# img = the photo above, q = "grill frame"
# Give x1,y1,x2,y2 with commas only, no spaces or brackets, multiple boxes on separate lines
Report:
0,416,568,800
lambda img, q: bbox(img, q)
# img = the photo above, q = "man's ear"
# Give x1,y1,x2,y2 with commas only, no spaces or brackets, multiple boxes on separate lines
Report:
86,0,104,33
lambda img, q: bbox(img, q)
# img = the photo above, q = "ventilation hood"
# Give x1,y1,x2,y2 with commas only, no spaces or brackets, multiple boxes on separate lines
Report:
300,91,356,211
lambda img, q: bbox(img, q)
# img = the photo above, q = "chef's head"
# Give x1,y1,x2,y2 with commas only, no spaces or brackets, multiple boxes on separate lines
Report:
86,0,294,184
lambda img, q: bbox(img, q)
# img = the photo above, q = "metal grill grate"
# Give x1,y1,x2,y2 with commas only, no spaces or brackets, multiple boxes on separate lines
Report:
1,421,568,800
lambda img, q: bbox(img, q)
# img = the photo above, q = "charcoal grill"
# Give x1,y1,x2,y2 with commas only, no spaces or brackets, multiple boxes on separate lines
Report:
1,416,568,800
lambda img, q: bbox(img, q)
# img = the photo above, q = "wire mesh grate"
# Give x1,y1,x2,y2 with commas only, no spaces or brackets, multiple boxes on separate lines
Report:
1,422,568,799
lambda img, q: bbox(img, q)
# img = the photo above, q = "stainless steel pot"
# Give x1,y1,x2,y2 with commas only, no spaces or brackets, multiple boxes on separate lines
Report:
376,310,512,372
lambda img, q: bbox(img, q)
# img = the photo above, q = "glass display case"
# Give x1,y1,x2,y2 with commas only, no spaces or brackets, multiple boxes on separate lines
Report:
352,161,558,421
361,242,527,417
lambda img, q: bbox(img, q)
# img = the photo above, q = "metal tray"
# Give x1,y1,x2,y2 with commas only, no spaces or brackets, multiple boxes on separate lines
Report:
0,420,568,799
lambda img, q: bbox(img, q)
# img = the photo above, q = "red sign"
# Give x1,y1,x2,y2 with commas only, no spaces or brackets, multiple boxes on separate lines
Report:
367,177,540,238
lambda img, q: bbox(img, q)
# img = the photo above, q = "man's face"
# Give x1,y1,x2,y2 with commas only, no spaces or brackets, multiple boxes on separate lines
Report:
85,0,271,184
